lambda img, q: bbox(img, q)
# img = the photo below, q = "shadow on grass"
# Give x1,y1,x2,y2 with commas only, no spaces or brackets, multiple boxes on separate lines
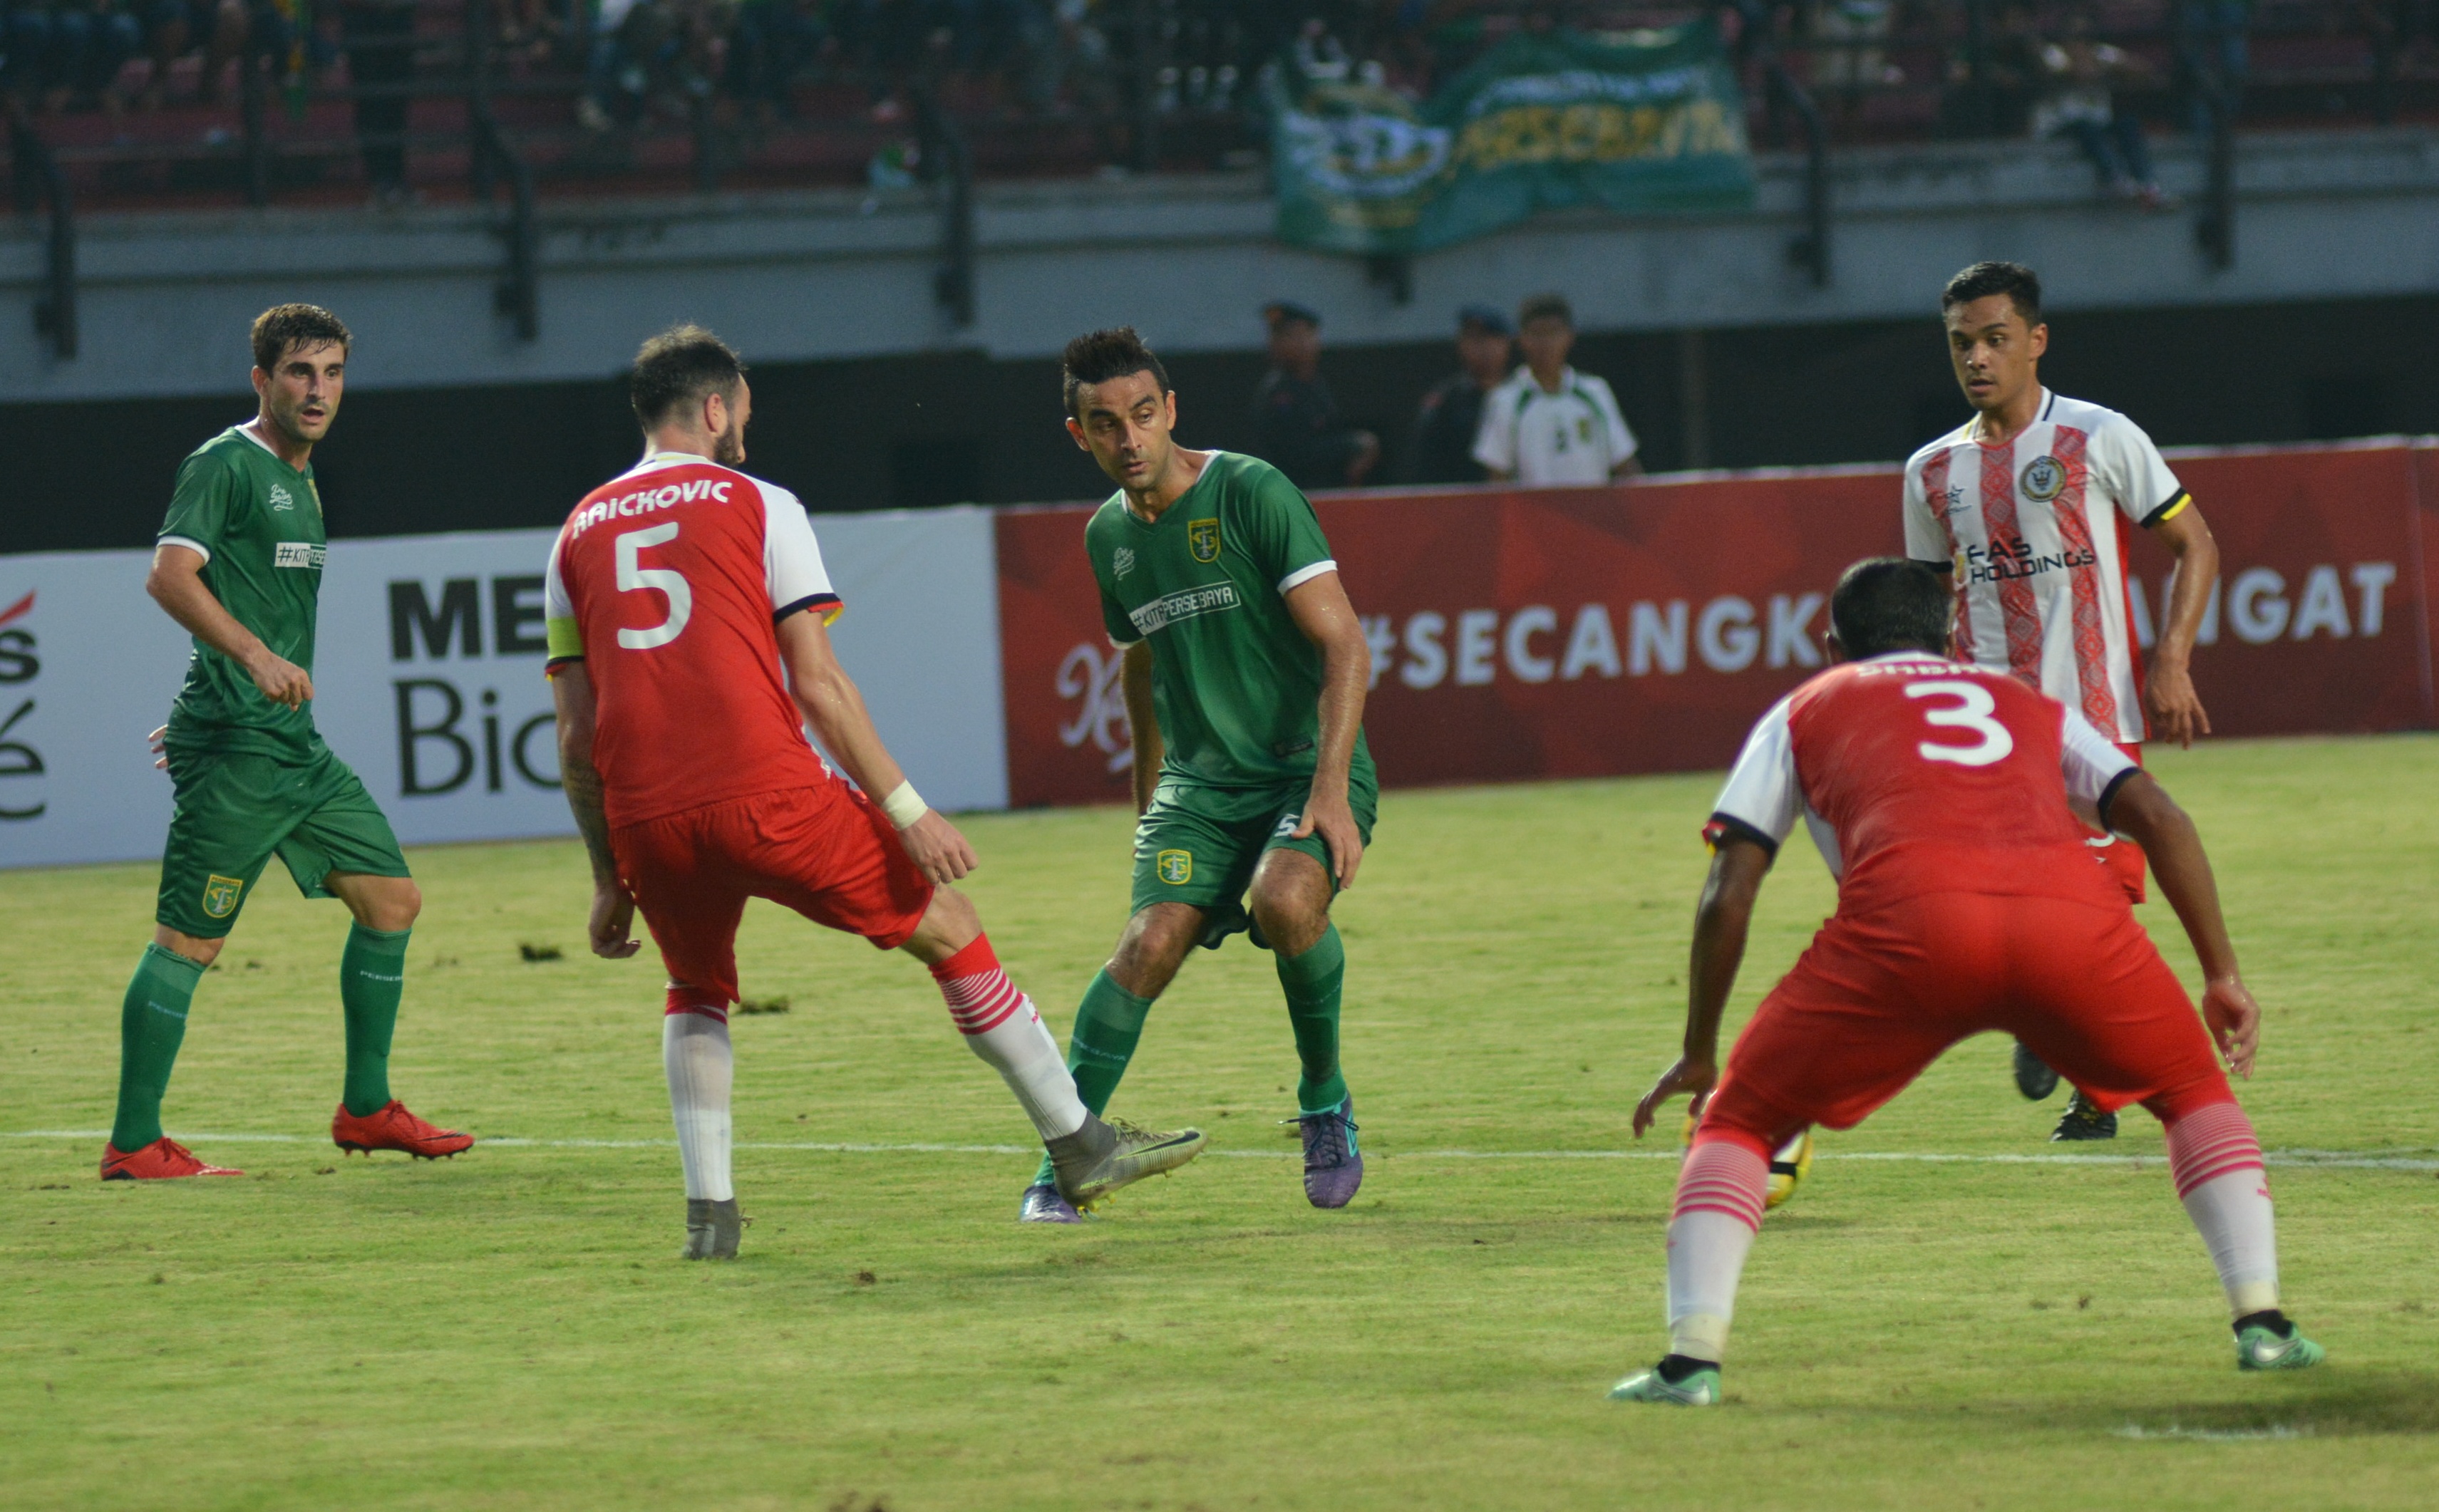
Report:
1826,1370,2439,1439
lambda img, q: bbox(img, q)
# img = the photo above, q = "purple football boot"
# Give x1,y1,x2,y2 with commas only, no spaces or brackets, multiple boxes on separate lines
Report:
1018,1182,1085,1223
1297,1096,1362,1208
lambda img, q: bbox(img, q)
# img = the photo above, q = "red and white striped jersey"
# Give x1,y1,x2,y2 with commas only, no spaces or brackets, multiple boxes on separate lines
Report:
1902,390,2190,743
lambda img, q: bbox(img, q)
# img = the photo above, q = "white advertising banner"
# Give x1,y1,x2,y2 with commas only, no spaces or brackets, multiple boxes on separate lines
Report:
0,506,1004,870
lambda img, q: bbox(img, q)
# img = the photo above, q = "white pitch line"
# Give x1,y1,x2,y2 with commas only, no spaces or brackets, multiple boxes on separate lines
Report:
6,1131,2436,1171
2113,1424,2311,1442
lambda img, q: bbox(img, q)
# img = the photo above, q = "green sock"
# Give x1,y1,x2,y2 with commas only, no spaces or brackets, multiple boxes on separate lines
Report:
1030,970,1155,1187
340,923,411,1117
1277,923,1347,1114
111,943,207,1151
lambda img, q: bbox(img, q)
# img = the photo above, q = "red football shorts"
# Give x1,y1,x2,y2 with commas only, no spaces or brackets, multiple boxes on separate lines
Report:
2086,742,2147,903
1698,890,2229,1154
610,777,934,1004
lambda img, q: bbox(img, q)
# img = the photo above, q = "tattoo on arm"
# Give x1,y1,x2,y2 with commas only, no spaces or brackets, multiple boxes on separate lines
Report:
562,754,619,885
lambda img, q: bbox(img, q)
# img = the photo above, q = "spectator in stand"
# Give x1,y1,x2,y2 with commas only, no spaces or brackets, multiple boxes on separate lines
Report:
1809,0,1903,108
728,0,826,123
1251,299,1380,491
1473,293,1641,487
2029,2,2172,208
581,0,662,129
51,0,146,111
135,0,249,108
1401,303,1511,485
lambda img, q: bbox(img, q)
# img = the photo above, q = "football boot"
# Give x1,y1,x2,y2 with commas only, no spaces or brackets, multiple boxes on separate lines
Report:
1609,1357,1721,1406
331,1100,475,1159
1046,1113,1208,1211
2012,1040,2061,1100
2049,1090,2118,1142
682,1197,745,1260
100,1137,243,1181
1018,1183,1085,1224
1296,1096,1363,1209
2235,1312,2326,1372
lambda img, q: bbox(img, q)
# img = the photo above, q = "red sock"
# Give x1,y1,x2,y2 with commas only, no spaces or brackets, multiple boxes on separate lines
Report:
2165,1097,2264,1198
665,986,729,1024
1676,1137,1770,1230
928,933,1023,1036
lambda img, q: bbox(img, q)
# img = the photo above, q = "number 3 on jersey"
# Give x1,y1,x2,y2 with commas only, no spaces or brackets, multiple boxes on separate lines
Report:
616,523,692,650
1905,679,2013,767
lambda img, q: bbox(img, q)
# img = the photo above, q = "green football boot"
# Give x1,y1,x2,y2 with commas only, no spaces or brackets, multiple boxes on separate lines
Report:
2236,1313,2325,1372
1608,1357,1721,1406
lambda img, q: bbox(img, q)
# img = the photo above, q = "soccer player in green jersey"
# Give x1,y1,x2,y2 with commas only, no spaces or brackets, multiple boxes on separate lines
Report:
1018,327,1378,1222
100,304,472,1180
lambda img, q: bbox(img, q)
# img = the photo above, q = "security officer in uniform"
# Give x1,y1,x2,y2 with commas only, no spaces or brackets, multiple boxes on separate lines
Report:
1401,304,1512,485
1249,301,1378,492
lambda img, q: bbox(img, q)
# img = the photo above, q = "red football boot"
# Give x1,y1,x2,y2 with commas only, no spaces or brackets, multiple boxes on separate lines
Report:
331,1101,475,1159
100,1137,244,1180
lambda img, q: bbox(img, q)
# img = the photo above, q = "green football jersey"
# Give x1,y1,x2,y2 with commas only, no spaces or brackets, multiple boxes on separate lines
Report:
156,425,329,760
1086,450,1374,789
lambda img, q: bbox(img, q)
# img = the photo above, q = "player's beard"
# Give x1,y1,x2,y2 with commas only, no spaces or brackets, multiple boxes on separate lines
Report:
713,427,746,467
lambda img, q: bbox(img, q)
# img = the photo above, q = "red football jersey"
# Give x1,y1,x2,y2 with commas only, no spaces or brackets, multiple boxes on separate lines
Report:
544,451,841,827
1708,653,2138,914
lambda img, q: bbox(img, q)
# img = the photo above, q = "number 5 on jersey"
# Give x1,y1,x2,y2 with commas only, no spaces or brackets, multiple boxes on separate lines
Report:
617,524,692,650
1906,679,2014,767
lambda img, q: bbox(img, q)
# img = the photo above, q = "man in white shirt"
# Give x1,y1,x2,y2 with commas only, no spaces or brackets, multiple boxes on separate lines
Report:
1902,260,2221,1142
1473,293,1641,487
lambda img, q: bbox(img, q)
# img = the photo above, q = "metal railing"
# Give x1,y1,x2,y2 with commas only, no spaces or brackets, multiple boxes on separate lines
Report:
9,119,76,360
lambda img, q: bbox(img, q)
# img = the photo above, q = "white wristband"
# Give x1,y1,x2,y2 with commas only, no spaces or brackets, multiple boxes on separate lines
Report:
880,780,928,829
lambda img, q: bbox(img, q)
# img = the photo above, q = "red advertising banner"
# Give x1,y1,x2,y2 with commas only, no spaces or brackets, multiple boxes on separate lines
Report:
996,444,2437,808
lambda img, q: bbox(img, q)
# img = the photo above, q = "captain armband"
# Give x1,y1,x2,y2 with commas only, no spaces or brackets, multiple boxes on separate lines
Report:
1702,814,1780,859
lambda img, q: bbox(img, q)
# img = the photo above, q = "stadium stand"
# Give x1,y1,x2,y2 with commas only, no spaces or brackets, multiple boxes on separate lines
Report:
3,1,2430,214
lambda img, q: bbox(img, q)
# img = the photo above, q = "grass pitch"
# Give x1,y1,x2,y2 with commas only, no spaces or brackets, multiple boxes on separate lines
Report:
4,735,2436,1511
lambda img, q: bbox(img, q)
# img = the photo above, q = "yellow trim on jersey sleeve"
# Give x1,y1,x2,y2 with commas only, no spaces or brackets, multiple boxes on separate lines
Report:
822,601,845,627
2152,492,2192,524
545,615,584,660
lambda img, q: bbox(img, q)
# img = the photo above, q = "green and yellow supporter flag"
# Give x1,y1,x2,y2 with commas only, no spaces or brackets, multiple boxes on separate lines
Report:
1270,20,1754,256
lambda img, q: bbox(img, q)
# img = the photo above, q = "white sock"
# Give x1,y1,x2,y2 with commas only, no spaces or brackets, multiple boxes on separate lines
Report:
1666,1141,1770,1362
932,943,1088,1141
2167,1101,2279,1317
663,1005,734,1203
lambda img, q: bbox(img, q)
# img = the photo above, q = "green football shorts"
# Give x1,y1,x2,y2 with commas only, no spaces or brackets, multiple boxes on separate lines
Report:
155,742,411,938
1128,768,1378,948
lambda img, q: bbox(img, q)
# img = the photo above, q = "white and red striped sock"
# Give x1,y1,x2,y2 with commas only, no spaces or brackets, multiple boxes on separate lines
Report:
1665,1139,1770,1362
663,989,733,1202
2167,1099,2280,1317
930,935,1087,1142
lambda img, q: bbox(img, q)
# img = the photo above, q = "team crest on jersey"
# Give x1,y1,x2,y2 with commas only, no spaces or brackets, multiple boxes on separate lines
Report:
200,874,245,919
268,484,294,512
1187,518,1221,563
1155,849,1192,885
2019,455,2066,502
1113,547,1136,579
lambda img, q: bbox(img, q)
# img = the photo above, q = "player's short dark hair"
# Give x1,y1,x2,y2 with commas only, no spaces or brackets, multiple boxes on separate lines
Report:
251,304,351,373
1517,292,1573,329
1941,261,2043,325
1062,327,1170,419
1830,557,1954,659
631,324,747,430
